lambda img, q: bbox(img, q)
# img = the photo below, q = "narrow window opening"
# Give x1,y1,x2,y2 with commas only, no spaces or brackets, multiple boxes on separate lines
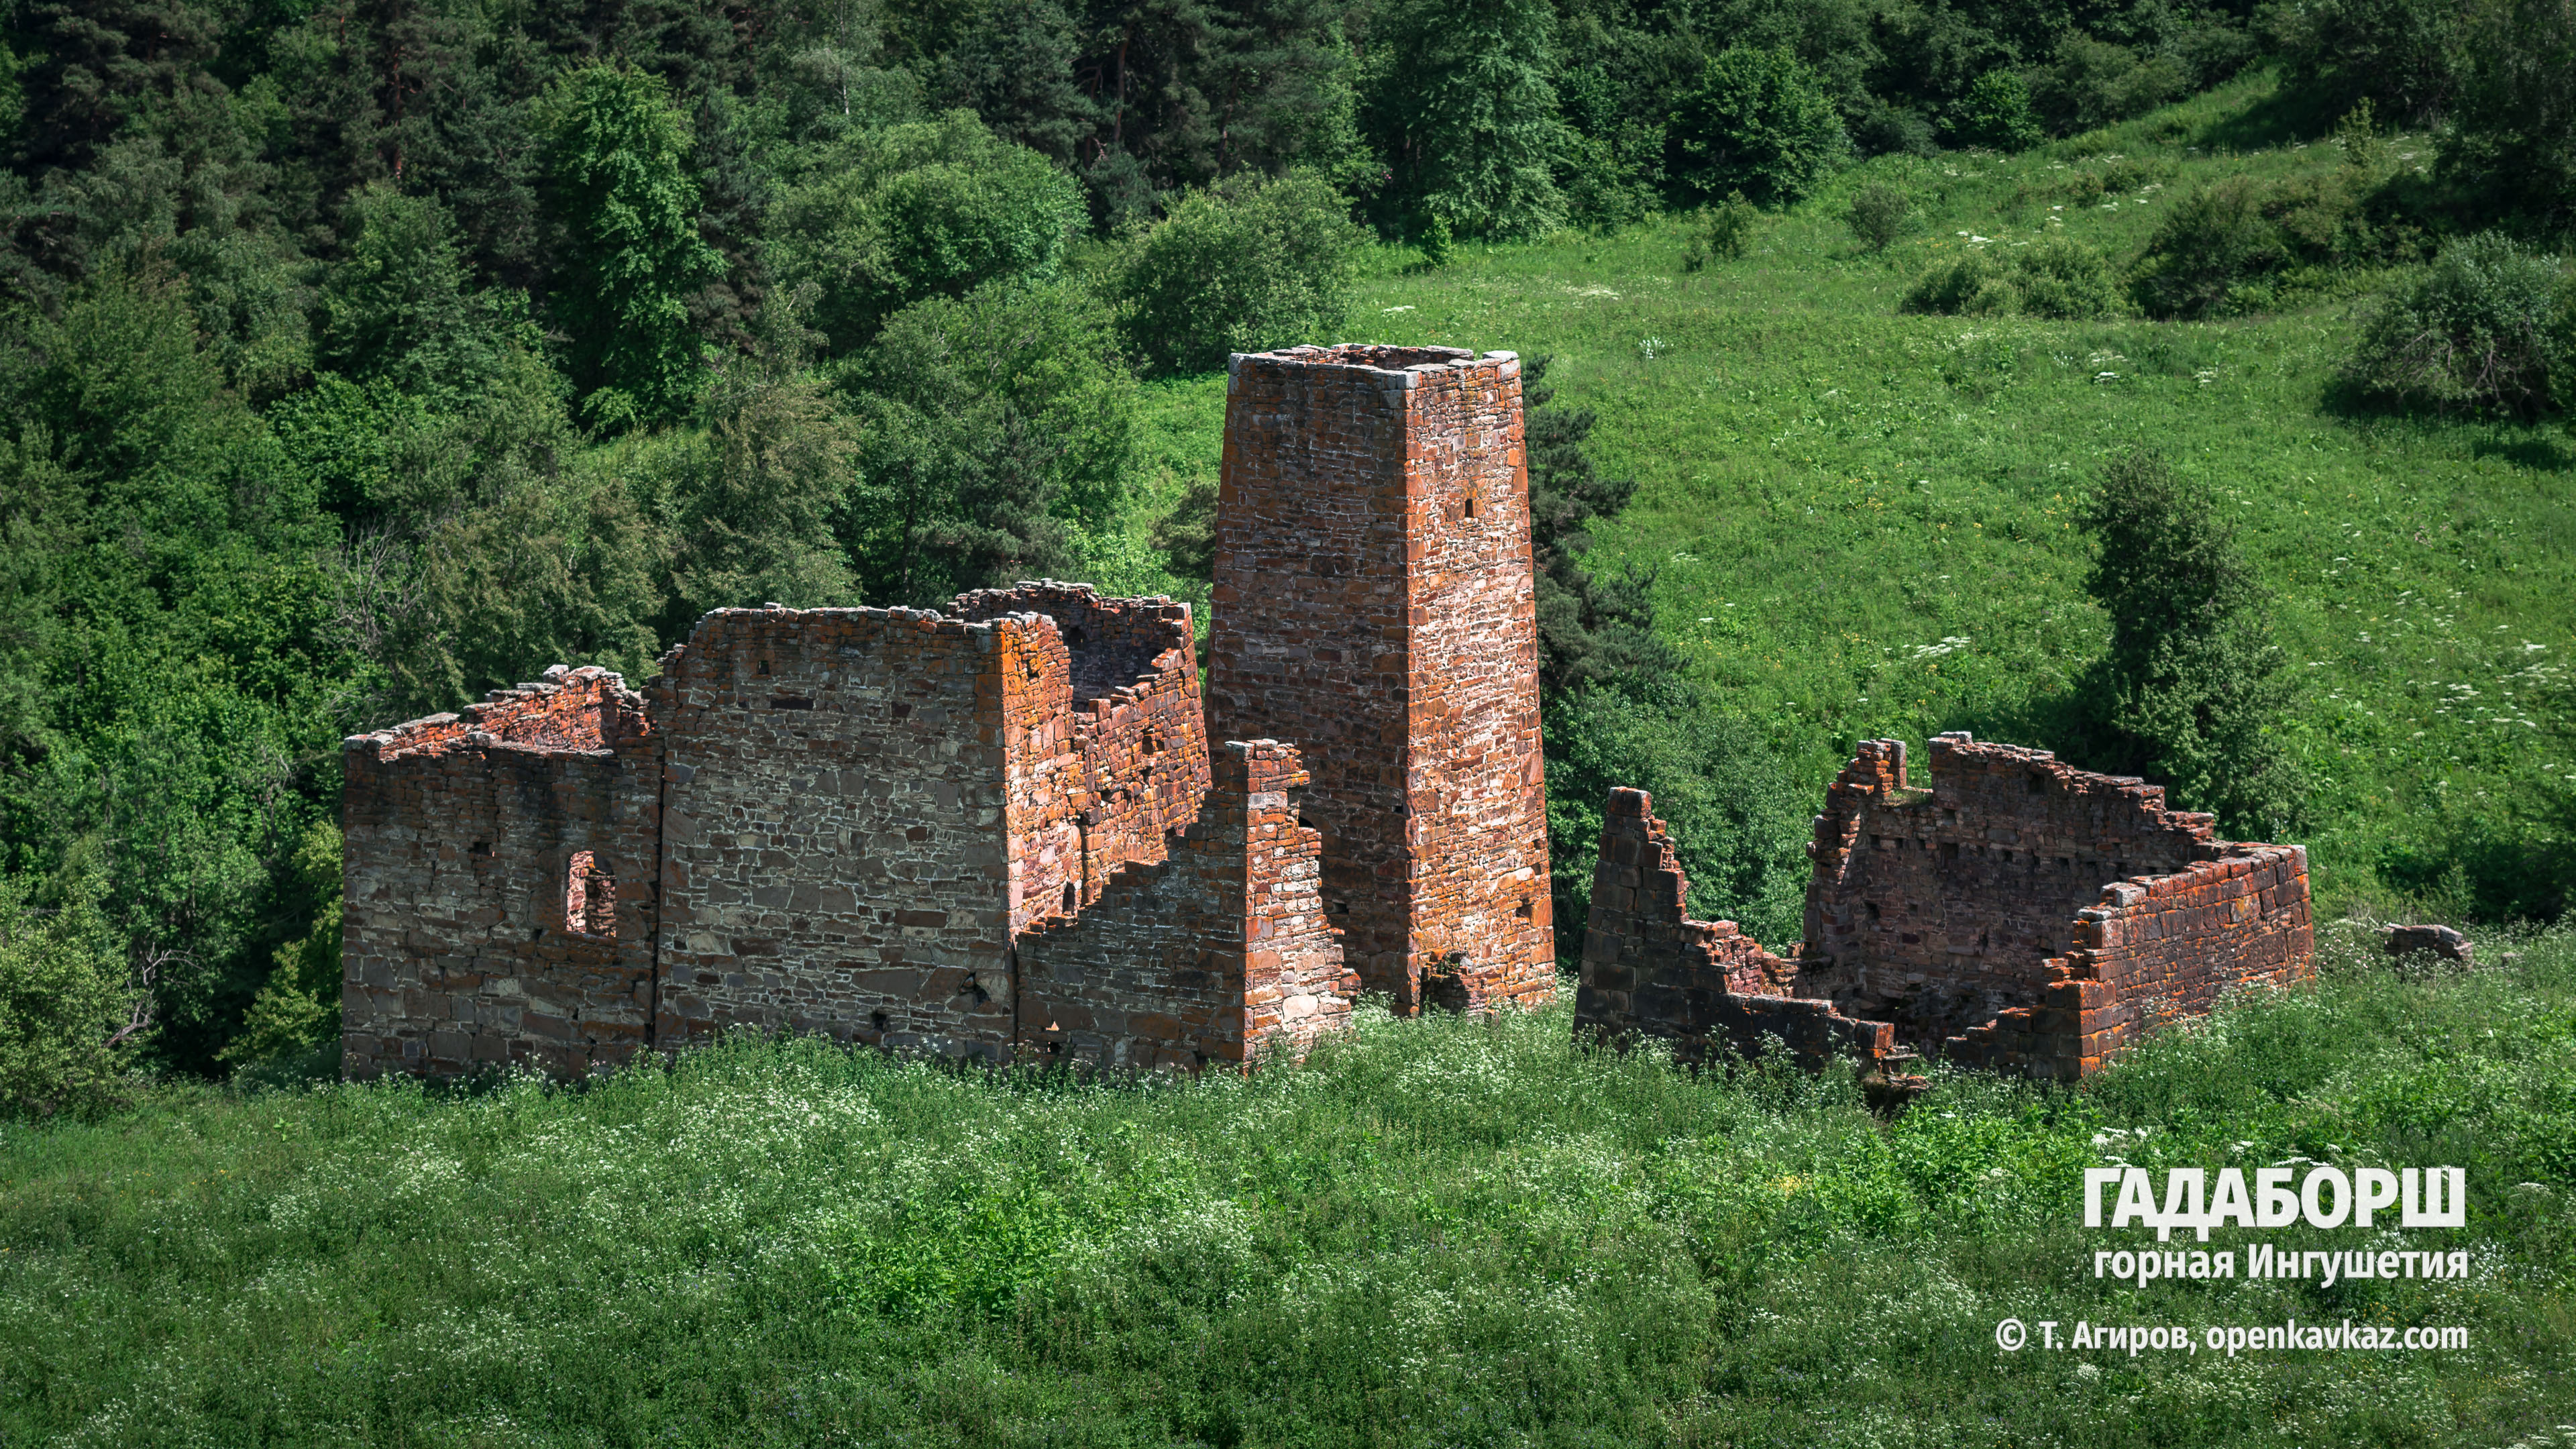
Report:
1864,901,1882,921
1515,897,1534,919
1464,491,1480,519
755,659,770,676
1061,881,1078,914
468,840,490,856
2027,770,2049,795
870,1010,890,1032
566,851,615,937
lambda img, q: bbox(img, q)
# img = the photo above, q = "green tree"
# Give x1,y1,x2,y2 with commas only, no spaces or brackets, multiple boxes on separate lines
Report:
0,872,145,1118
319,184,521,408
1521,355,1667,699
1953,70,2043,150
539,64,722,429
1667,46,1847,207
2443,0,2576,235
1109,170,1363,376
767,110,1084,356
661,286,862,622
841,278,1137,604
1842,181,1914,252
2075,450,2303,839
1362,0,1566,239
217,820,341,1075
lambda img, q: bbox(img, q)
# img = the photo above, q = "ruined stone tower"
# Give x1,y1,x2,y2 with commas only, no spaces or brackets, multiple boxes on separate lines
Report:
1208,344,1554,1014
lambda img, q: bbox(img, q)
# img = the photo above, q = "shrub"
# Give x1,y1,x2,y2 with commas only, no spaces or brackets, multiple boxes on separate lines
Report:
768,111,1084,355
2128,172,2390,319
0,875,143,1120
2030,36,2190,136
2345,232,2574,418
1902,248,2017,315
1110,172,1363,376
1901,239,2114,317
1842,182,1915,252
2011,237,2121,319
2269,0,2464,126
1952,71,2043,151
1667,46,1849,207
2442,0,2576,235
1682,191,1760,270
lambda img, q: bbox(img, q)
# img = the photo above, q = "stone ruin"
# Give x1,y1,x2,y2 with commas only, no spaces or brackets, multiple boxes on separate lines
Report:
341,344,1556,1078
1574,732,2317,1081
343,335,2316,1085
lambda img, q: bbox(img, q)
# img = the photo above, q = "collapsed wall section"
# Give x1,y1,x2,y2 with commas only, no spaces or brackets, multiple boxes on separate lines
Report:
647,606,1059,1061
1574,788,1896,1071
1210,343,1552,1015
340,668,653,1078
951,582,1210,911
1799,733,2220,1046
1016,741,1350,1070
1949,846,2314,1079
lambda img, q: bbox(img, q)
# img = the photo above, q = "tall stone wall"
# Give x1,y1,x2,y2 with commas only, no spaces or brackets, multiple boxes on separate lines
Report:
646,606,1046,1061
1799,733,2218,1046
341,669,654,1079
1209,343,1552,1015
1573,788,1895,1071
1017,741,1350,1070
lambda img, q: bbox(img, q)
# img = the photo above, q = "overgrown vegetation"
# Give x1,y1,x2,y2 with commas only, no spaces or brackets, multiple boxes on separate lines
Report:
1,926,2569,1443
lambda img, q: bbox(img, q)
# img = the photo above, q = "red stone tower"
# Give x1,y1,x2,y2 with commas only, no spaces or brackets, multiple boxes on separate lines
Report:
1208,344,1554,1014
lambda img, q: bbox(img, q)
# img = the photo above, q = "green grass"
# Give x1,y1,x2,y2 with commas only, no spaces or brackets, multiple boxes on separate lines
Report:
1137,71,2575,923
3,922,2571,1445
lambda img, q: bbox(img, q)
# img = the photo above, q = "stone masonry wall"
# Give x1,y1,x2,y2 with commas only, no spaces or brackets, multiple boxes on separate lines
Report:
1948,845,2314,1080
1576,732,2316,1083
1209,343,1553,1015
1016,741,1350,1070
1573,788,1896,1071
951,583,1210,913
1798,733,2220,1046
341,668,654,1078
646,606,1049,1061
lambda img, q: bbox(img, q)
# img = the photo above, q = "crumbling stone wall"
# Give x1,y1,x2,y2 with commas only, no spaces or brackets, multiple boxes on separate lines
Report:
341,668,655,1078
952,584,1209,912
1018,741,1350,1070
1800,733,2218,1045
1575,731,2316,1081
1209,344,1553,1015
1573,789,1896,1070
1947,844,2313,1078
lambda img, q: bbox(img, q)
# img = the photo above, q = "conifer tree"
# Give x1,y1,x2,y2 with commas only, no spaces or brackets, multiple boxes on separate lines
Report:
539,64,722,429
2076,449,2304,838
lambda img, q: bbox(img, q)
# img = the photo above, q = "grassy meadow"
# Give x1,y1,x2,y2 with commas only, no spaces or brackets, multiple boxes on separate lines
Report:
3,922,2573,1446
1136,72,2575,924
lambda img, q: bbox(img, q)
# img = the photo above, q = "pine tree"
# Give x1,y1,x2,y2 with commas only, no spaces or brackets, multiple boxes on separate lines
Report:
1362,0,1566,239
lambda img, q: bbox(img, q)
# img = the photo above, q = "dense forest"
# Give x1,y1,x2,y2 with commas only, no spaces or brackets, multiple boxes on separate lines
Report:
0,0,2568,1089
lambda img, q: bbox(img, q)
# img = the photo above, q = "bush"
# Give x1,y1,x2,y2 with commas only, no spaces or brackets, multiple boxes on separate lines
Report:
2269,0,2464,126
1682,191,1760,270
2128,171,2390,318
0,875,143,1120
1110,172,1364,376
1667,46,1849,207
2345,232,2574,418
1842,182,1915,252
769,111,1084,355
2029,36,2191,136
1952,71,2043,151
2442,0,2576,235
2012,237,2122,319
1901,238,2118,318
